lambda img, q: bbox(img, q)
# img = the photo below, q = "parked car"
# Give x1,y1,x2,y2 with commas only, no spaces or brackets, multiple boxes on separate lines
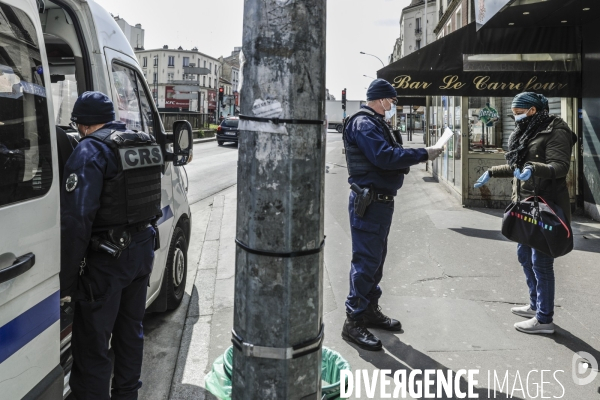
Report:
217,117,239,145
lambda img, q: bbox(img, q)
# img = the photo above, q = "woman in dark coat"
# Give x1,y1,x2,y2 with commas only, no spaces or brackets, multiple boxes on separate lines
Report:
474,92,577,335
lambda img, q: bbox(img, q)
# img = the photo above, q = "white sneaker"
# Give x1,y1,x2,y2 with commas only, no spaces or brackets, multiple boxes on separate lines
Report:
514,317,555,334
511,305,536,318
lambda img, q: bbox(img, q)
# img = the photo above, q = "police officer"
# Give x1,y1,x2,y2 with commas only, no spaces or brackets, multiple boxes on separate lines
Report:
342,79,443,351
60,91,163,399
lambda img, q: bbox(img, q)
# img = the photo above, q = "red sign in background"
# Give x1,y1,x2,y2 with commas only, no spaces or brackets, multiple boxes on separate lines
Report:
207,89,217,110
165,86,190,109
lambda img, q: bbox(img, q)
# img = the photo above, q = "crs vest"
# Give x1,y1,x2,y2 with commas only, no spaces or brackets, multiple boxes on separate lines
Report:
342,109,408,177
82,128,163,231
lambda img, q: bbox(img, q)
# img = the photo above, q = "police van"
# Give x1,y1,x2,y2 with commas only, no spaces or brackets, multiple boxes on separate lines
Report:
0,0,193,398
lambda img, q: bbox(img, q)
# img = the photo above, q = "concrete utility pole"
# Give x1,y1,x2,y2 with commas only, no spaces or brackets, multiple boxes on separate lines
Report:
232,0,326,399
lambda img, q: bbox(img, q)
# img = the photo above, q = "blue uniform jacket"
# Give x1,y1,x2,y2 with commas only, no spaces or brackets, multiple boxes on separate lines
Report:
345,106,427,195
59,121,127,297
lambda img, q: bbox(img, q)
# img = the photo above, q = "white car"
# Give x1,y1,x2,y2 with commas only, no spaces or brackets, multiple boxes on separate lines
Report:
0,0,193,398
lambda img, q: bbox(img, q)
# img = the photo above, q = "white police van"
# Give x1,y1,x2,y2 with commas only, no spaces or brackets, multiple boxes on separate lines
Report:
0,0,193,398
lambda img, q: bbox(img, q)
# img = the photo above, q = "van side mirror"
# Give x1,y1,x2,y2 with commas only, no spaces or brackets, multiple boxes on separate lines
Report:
171,120,193,166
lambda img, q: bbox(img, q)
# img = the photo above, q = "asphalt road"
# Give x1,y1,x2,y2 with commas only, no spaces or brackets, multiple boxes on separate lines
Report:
184,141,240,205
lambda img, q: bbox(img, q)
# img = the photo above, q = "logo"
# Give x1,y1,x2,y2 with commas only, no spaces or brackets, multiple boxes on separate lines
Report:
65,173,78,192
118,145,163,171
572,352,598,386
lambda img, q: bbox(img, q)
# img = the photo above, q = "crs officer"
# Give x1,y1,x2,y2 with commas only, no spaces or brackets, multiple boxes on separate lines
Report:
60,92,163,399
342,79,443,351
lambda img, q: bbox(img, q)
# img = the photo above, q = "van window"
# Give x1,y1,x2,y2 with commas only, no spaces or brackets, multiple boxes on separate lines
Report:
0,3,52,207
111,62,154,135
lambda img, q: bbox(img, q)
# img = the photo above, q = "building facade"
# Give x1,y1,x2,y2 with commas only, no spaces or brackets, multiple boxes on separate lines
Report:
135,46,222,114
113,16,144,50
390,0,437,63
221,47,241,93
380,0,600,222
434,0,474,39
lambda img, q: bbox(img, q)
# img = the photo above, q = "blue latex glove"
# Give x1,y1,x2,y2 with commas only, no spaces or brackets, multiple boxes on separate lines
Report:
474,171,491,188
514,166,533,181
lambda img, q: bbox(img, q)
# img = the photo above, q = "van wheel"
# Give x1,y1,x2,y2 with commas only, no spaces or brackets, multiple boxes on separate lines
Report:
166,227,187,310
218,140,224,146
336,125,343,133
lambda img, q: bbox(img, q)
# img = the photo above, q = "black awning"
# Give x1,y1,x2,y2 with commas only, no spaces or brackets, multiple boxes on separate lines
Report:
396,96,426,106
378,22,582,97
479,0,600,30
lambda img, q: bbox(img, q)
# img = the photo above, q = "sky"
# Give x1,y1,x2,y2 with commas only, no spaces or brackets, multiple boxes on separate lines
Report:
95,0,411,101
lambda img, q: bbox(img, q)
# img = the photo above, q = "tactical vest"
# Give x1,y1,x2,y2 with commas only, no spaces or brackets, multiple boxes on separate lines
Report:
82,128,163,232
342,109,407,177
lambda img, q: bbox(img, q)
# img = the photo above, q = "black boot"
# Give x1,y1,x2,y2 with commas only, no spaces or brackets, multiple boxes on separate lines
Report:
363,303,402,331
342,315,382,351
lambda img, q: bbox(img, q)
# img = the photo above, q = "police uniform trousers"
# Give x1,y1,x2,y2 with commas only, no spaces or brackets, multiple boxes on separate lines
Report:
70,227,155,400
345,191,394,318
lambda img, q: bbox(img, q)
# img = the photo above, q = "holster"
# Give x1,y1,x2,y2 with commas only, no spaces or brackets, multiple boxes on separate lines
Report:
350,183,373,218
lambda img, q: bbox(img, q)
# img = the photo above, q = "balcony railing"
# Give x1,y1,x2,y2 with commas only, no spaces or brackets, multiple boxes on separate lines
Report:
415,28,422,34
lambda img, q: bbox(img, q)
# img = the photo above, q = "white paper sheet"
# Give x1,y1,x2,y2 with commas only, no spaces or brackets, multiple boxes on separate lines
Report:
434,127,454,149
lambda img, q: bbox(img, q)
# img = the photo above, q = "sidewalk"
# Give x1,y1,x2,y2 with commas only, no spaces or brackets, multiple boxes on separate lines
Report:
169,133,600,399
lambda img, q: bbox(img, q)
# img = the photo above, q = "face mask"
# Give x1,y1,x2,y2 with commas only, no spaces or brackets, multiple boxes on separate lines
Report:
514,108,531,123
381,99,397,119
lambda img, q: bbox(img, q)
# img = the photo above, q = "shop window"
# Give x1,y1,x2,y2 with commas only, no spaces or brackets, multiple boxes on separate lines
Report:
467,96,564,153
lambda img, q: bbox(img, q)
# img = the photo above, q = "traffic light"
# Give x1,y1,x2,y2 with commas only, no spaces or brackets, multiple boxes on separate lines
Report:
342,88,347,110
219,87,224,105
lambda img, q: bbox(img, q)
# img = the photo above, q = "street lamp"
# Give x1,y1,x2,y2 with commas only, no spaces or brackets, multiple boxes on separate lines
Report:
360,51,385,68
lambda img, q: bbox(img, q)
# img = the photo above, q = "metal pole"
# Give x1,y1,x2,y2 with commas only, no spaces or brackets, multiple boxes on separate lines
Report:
233,0,326,398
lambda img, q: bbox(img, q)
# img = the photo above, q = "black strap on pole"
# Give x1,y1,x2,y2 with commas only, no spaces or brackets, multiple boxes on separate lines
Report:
235,238,325,258
239,114,325,126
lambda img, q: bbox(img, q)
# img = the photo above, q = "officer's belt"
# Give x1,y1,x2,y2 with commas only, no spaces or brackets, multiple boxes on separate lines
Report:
373,193,394,203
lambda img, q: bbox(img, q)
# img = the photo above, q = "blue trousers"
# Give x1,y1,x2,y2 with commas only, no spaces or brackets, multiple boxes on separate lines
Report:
70,227,155,400
346,191,394,318
517,244,555,324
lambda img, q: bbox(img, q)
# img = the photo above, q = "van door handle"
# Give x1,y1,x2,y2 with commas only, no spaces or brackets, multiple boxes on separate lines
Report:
0,253,35,284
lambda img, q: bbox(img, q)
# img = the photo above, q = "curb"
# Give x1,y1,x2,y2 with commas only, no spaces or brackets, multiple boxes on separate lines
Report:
194,137,217,144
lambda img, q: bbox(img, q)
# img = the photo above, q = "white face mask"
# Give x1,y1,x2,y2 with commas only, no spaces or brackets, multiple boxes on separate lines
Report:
381,99,397,120
514,108,532,122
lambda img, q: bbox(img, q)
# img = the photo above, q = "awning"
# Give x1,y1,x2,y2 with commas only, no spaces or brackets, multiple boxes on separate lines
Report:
378,22,582,97
478,0,598,31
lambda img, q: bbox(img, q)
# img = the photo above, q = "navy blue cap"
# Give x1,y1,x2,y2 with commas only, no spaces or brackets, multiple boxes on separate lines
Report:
366,79,397,101
71,91,115,125
511,92,549,111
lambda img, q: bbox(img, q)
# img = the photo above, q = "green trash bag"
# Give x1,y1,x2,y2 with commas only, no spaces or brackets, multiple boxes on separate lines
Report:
321,347,352,400
204,351,232,400
205,346,351,400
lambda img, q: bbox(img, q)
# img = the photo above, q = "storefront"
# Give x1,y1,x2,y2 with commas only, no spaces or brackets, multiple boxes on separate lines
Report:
378,11,592,215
